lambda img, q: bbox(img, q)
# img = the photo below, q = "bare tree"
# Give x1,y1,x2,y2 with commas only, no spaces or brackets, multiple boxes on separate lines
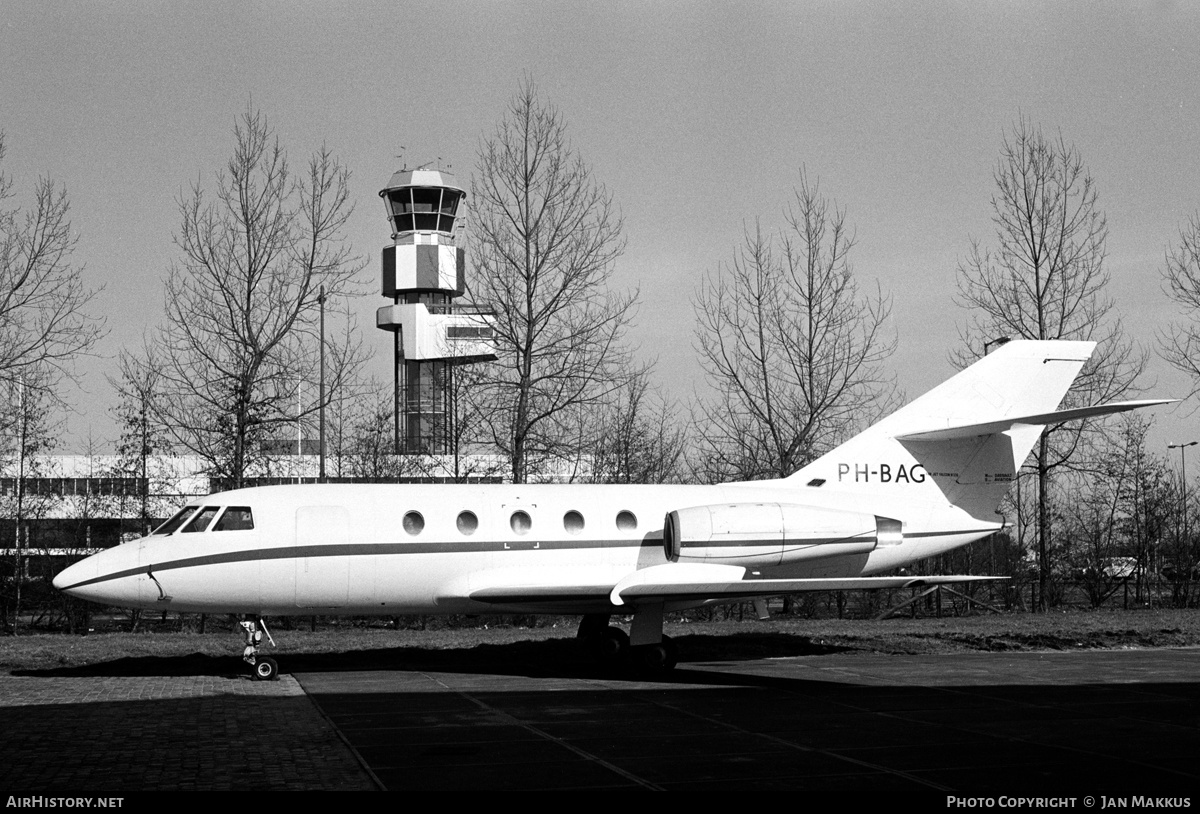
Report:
955,117,1144,610
326,377,419,481
0,367,60,632
106,348,174,535
1061,423,1137,608
471,81,636,484
340,382,411,480
153,109,365,488
694,171,896,481
1160,213,1200,398
590,370,688,484
0,133,103,390
441,360,508,483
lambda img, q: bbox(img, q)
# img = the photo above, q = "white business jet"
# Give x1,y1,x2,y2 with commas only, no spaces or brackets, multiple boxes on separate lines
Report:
54,340,1169,678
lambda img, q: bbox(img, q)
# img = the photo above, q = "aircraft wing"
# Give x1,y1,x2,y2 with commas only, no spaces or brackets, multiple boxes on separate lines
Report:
468,562,1003,608
614,575,1000,604
609,564,1001,606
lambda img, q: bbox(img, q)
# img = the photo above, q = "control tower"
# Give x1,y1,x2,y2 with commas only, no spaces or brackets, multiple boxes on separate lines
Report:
376,168,496,455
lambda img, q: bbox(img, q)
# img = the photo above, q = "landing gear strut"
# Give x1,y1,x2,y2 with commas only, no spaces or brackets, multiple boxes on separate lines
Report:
240,616,278,680
577,606,678,673
628,602,676,672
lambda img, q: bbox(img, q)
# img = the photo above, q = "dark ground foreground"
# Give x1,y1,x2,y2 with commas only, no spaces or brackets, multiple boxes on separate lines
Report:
0,610,1199,795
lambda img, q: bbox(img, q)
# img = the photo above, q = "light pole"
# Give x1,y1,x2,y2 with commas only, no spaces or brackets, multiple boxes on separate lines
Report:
1168,441,1197,551
983,336,1011,355
318,284,326,481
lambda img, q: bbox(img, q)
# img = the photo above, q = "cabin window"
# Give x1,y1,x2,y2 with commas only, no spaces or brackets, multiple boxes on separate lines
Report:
616,510,637,532
510,510,531,535
563,510,584,535
457,510,478,535
181,506,220,533
214,507,254,531
403,511,425,536
152,505,199,536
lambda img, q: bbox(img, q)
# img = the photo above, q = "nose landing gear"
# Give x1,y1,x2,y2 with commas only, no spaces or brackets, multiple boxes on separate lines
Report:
240,616,278,680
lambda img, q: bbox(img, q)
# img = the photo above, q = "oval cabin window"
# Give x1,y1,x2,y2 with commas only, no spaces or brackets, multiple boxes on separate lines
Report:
403,511,425,536
563,510,585,535
616,510,637,532
510,510,532,535
457,511,478,535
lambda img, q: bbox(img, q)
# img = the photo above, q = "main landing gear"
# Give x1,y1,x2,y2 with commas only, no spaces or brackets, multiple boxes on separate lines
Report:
577,607,678,673
240,616,278,681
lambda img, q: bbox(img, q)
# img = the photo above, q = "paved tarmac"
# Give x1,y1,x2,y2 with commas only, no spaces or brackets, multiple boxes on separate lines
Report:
3,645,1199,794
0,672,374,791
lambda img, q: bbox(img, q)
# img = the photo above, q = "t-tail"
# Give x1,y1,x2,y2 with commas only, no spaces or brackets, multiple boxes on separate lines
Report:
787,340,1170,520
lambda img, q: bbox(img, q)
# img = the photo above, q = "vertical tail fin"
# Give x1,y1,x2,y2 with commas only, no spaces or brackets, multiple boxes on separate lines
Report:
787,340,1096,519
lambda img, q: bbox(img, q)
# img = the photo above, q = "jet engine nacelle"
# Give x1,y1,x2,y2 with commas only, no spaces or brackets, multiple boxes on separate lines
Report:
663,503,900,567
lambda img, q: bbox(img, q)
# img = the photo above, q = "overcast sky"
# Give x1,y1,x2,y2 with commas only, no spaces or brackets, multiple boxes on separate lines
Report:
3,1,1200,461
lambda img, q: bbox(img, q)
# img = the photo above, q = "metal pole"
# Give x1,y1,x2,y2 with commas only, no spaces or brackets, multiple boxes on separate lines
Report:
1184,444,1191,547
1168,442,1197,599
319,285,326,481
1168,441,1197,545
141,395,149,535
15,378,25,621
983,336,1011,355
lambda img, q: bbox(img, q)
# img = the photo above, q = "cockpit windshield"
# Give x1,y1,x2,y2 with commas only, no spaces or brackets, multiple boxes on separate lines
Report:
151,505,200,536
181,506,220,533
149,504,257,536
214,507,255,531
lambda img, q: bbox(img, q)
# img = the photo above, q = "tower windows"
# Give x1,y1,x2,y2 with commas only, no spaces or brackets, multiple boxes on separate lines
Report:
385,187,461,235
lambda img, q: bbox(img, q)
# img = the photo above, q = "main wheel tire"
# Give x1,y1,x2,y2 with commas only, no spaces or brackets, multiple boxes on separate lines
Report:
253,656,278,681
585,626,630,663
634,636,677,672
602,626,630,659
661,634,678,669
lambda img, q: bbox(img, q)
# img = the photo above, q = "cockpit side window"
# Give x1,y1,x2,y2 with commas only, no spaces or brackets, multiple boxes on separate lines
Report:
152,506,200,536
181,506,220,533
214,507,254,531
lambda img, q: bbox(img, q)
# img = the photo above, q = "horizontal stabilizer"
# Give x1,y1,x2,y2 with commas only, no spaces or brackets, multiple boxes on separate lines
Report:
894,399,1175,442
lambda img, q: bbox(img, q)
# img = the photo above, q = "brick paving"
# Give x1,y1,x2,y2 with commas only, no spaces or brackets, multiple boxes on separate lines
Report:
0,674,377,792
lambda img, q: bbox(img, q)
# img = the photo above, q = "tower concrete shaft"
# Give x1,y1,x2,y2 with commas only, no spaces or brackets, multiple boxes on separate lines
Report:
376,168,496,455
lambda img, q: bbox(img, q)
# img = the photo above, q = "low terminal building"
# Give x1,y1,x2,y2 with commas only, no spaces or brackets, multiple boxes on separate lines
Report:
0,451,500,557
0,446,581,561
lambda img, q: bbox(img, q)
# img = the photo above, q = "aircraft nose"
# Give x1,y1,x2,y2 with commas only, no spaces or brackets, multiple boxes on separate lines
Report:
53,544,147,608
53,555,98,593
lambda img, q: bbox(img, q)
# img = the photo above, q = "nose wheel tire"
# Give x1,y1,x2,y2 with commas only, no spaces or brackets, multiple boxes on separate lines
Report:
253,656,279,681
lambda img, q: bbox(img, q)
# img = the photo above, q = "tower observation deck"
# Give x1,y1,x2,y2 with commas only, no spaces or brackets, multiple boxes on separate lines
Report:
376,168,496,455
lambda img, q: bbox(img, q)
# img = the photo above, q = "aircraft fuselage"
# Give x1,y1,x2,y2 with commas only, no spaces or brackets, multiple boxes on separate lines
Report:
53,481,995,617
